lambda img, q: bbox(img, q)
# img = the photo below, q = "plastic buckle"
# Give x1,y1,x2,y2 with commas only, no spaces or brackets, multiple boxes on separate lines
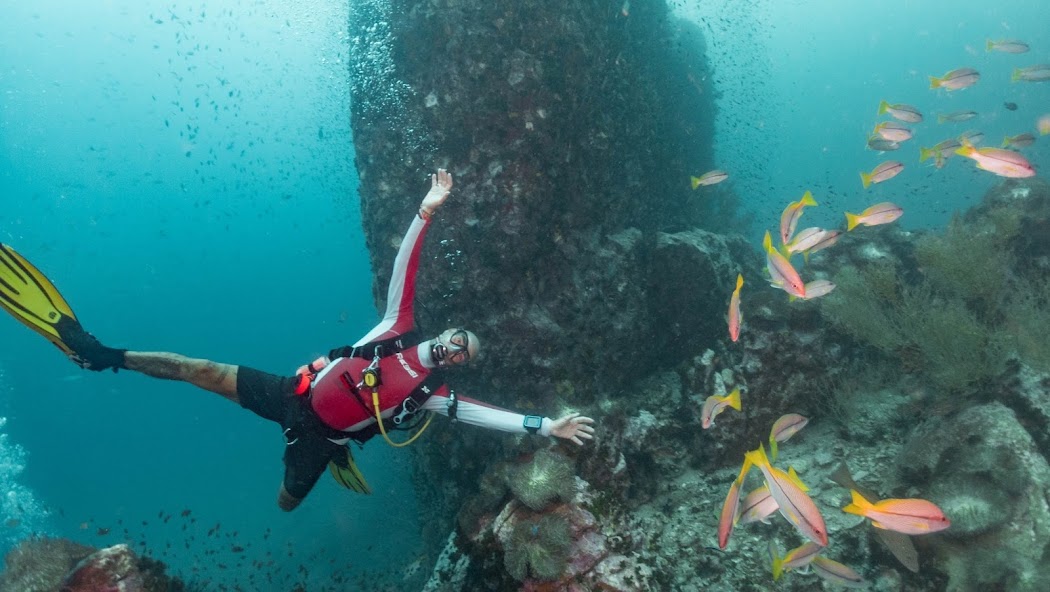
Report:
392,398,420,425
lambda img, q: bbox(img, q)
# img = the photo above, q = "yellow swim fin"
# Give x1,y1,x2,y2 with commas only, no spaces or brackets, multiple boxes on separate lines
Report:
329,447,372,494
0,244,80,355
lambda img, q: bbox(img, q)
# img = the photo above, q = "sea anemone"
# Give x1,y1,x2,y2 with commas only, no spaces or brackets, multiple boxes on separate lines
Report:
504,514,572,581
507,448,576,511
935,480,1012,538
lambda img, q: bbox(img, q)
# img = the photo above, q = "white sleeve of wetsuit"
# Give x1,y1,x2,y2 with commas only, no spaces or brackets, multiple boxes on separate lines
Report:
422,393,553,437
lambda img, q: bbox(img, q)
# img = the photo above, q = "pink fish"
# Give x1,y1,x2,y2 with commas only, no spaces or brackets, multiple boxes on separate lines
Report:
717,478,742,549
919,139,961,163
929,67,980,90
843,489,950,535
727,274,744,342
783,227,829,256
872,122,912,143
771,541,824,581
717,455,754,549
691,169,728,188
779,191,817,245
794,279,836,301
877,100,923,123
769,413,809,461
702,388,741,429
845,202,903,231
744,445,828,546
860,161,904,189
811,556,868,588
805,229,842,255
763,231,806,298
956,142,1036,178
737,485,778,525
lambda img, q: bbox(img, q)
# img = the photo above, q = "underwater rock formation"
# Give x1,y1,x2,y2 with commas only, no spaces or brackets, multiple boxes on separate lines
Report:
901,402,1050,591
347,0,728,567
0,537,183,592
348,0,722,396
0,537,95,592
432,469,652,591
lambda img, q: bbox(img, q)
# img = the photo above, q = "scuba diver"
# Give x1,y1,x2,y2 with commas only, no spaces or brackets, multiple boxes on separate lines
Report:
0,169,595,511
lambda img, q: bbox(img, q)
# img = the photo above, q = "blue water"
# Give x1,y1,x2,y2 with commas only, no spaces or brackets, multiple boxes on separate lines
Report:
678,0,1050,237
2,0,1050,588
1,0,423,588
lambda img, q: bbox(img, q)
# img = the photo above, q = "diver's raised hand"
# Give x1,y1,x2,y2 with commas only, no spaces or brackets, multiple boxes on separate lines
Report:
550,412,596,446
420,168,453,215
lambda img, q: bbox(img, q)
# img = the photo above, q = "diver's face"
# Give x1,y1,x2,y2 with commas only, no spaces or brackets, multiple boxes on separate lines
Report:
431,328,478,367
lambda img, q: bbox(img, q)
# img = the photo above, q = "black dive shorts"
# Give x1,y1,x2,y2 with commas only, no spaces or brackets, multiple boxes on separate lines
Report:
237,366,345,501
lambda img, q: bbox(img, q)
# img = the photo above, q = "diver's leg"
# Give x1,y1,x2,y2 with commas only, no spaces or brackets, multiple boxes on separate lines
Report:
124,351,239,402
277,484,302,512
278,430,342,512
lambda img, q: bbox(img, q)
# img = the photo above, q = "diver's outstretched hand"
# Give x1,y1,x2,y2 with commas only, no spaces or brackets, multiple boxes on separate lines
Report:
550,412,595,446
420,168,453,215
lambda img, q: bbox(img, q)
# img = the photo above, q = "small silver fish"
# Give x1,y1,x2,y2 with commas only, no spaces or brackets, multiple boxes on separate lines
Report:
986,39,1029,54
1012,64,1050,83
1002,133,1036,149
877,101,923,123
867,136,900,152
930,68,980,91
937,110,978,124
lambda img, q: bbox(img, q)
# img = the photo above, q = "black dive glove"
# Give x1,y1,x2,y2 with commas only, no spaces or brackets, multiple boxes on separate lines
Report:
59,319,127,372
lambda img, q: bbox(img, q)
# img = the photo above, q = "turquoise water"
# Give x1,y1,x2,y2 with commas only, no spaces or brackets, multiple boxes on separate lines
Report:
681,0,1049,236
2,0,1049,589
1,0,423,588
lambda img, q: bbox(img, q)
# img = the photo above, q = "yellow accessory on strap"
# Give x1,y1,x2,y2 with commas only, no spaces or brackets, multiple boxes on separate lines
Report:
371,388,433,448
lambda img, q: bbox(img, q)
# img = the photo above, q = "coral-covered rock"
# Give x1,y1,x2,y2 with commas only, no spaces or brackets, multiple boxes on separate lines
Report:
899,402,1050,591
0,537,95,592
61,544,145,592
0,537,184,592
649,228,762,367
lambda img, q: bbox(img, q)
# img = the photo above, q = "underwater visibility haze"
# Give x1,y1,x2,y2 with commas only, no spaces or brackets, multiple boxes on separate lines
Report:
2,0,1050,590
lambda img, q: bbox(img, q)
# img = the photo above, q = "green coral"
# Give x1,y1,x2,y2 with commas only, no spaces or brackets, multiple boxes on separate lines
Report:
914,216,1012,311
821,253,1009,393
508,448,576,511
504,514,572,581
1002,277,1050,371
821,263,902,353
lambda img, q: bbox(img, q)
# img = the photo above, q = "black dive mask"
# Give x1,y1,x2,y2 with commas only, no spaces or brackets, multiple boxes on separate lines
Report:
431,330,470,365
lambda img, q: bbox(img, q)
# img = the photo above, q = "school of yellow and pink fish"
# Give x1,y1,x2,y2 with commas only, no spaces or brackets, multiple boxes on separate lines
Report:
694,34,1048,587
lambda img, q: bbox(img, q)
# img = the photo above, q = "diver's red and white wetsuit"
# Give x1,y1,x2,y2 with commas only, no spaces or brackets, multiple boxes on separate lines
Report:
308,212,553,442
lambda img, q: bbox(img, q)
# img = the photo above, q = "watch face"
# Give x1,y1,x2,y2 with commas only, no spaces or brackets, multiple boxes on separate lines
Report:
524,416,542,428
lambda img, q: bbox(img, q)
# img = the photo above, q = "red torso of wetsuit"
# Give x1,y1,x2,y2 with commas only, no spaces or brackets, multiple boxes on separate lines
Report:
309,346,448,431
